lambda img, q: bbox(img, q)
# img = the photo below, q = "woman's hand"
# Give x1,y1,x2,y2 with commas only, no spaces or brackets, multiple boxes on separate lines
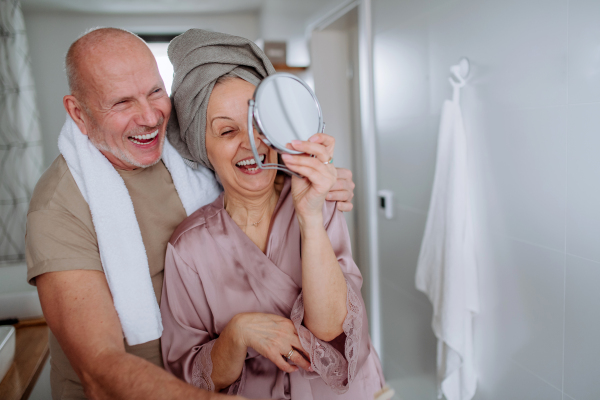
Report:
232,312,312,374
281,133,337,226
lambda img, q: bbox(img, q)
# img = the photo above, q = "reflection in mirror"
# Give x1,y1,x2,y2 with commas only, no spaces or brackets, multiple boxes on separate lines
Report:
255,76,320,148
248,72,324,177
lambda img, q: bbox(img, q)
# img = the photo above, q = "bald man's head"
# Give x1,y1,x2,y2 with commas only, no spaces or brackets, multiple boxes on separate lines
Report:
62,27,171,170
65,28,150,103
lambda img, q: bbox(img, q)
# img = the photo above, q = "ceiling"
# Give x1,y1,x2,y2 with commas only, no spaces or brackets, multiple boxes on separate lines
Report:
21,0,265,14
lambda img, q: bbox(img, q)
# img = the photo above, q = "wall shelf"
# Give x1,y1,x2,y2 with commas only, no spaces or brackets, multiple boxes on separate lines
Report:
272,64,308,72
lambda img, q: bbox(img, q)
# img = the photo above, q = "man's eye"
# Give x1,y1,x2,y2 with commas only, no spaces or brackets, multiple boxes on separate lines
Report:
153,88,161,94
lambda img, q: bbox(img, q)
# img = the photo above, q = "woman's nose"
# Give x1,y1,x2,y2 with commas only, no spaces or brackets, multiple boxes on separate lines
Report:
241,126,262,149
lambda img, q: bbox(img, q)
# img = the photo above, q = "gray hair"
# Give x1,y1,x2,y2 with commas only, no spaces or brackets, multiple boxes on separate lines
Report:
64,27,145,106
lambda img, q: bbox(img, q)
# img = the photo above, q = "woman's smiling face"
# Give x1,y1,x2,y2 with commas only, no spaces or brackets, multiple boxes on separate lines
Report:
205,77,278,196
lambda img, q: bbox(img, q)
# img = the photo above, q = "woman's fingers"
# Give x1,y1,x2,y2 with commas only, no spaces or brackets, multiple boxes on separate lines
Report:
308,133,335,150
289,349,312,372
282,154,335,181
289,139,332,163
289,334,309,358
282,333,311,372
282,153,335,174
236,313,315,375
285,164,334,191
288,335,313,371
269,350,299,373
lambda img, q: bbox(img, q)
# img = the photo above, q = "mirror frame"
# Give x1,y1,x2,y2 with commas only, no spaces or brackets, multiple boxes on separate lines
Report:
247,72,325,177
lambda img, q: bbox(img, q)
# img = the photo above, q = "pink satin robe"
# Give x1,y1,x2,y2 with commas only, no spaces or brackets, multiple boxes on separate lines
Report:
161,178,384,399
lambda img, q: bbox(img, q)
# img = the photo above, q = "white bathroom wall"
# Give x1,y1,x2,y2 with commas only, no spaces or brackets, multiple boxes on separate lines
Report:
373,1,599,399
310,23,359,257
257,0,350,67
22,10,259,168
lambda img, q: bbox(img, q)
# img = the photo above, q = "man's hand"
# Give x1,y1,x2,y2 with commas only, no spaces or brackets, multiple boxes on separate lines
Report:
304,134,355,212
329,167,355,212
37,270,236,400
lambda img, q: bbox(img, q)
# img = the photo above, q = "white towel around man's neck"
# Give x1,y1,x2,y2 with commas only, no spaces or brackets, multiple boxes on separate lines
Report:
57,115,221,345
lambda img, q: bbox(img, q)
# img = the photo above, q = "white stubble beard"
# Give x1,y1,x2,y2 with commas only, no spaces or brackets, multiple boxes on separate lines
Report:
87,120,166,169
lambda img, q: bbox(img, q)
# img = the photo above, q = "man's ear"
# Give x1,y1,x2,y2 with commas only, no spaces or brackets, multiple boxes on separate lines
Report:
63,95,90,136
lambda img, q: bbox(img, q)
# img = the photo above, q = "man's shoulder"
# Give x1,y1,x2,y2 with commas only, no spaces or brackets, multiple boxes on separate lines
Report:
28,155,87,215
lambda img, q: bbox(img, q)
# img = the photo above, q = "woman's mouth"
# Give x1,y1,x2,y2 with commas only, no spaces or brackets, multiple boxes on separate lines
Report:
128,129,159,145
235,154,266,173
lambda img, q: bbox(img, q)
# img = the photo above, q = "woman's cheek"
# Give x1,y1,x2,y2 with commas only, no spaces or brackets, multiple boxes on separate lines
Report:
268,148,278,164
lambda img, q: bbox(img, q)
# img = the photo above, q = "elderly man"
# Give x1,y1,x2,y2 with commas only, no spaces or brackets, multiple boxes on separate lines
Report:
25,28,355,400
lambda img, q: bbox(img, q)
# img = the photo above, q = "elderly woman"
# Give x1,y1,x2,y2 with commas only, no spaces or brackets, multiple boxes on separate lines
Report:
160,29,384,399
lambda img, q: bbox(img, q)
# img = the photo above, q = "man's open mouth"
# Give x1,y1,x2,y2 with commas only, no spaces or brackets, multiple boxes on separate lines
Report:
235,154,265,172
128,129,159,145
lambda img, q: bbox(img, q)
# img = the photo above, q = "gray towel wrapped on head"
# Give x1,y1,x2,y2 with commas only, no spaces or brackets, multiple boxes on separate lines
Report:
167,29,276,170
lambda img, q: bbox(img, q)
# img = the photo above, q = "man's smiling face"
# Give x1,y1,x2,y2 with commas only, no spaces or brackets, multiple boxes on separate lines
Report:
69,33,171,170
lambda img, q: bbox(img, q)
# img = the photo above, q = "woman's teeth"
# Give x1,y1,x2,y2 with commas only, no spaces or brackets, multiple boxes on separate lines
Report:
236,155,266,170
129,129,158,145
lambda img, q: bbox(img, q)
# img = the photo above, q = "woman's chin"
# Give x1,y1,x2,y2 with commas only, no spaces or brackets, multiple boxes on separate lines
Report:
233,166,276,192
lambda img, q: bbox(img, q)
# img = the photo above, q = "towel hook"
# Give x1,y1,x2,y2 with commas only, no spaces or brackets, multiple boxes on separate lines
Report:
449,57,469,103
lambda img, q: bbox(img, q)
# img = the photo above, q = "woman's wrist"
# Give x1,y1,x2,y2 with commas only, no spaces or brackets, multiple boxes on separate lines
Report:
296,212,324,232
224,314,248,350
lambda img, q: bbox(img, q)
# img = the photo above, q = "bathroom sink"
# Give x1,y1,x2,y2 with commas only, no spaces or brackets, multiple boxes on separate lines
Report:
0,326,16,384
0,262,44,321
0,290,43,321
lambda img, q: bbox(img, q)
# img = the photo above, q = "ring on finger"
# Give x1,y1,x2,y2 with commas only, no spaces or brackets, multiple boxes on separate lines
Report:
324,157,333,165
286,348,295,360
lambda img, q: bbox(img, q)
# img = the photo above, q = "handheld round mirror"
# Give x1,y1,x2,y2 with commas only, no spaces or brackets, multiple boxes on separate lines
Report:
247,72,324,177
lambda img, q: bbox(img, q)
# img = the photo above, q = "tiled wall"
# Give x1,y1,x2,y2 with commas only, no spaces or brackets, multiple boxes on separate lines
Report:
373,1,600,399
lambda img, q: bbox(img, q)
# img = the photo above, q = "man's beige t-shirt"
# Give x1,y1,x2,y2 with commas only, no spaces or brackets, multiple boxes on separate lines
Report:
26,155,188,400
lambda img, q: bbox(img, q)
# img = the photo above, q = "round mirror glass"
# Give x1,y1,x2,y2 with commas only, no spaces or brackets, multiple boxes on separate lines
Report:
254,74,322,152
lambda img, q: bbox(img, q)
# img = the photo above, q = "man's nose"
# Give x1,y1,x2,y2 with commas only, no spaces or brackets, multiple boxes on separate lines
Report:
136,100,160,127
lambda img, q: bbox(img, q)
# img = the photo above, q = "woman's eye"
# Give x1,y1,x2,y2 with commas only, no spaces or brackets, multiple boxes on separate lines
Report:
221,129,234,136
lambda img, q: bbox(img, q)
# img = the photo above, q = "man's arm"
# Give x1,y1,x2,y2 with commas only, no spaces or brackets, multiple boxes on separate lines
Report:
37,269,236,400
329,167,355,212
304,134,355,212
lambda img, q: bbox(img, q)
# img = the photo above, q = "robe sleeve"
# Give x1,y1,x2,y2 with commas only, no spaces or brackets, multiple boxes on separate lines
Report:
161,243,243,394
290,202,369,394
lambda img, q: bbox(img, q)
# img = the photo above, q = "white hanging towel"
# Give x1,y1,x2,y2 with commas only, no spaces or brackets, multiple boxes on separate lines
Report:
58,115,221,346
415,98,479,400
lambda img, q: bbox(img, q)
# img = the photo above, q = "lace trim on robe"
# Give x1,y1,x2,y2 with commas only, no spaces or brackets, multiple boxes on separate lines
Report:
290,278,363,394
191,340,246,395
191,340,216,391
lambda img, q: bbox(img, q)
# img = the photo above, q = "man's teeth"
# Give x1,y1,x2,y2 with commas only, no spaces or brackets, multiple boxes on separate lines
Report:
236,154,265,167
129,130,158,144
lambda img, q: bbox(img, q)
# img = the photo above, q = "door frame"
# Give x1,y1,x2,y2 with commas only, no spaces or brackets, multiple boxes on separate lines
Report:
306,0,381,359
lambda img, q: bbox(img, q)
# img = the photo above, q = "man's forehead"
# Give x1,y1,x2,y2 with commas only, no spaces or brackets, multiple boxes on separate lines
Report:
91,52,155,78
83,48,160,99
